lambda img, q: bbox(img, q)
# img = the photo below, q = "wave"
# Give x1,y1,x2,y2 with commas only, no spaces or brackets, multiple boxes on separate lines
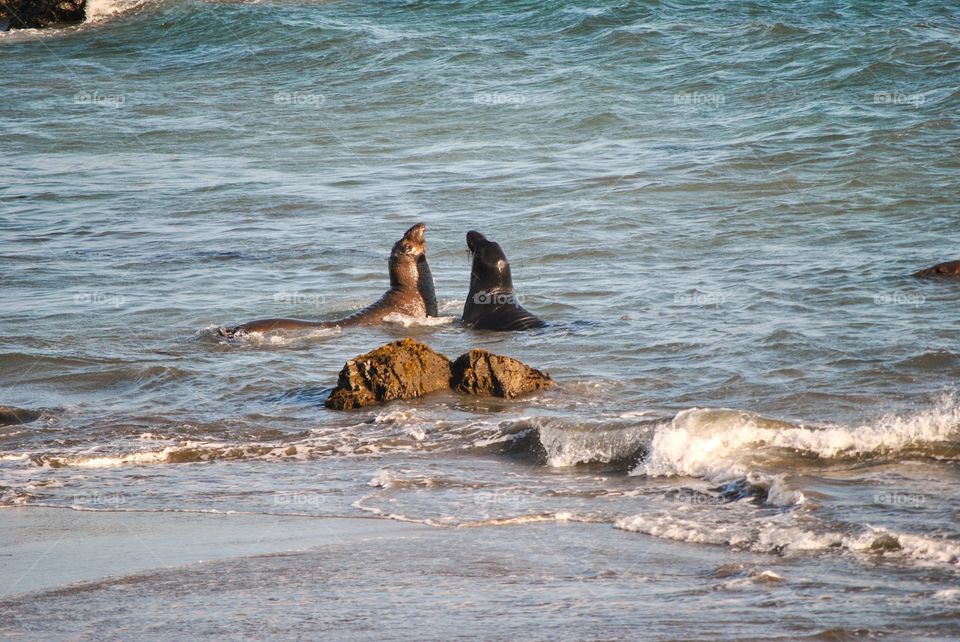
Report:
489,398,960,486
14,398,960,478
615,513,960,568
498,415,654,468
18,409,502,469
632,397,960,483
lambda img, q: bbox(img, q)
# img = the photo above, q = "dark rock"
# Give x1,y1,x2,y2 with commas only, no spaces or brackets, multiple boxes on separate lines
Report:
914,260,960,278
0,406,41,426
869,533,902,552
451,349,554,399
0,0,86,30
325,338,452,410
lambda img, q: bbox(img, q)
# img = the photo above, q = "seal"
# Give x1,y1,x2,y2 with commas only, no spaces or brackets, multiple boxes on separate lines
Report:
914,260,960,278
219,223,437,337
461,230,545,331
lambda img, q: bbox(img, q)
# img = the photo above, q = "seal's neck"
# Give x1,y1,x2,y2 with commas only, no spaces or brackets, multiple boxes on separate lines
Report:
470,264,513,294
389,255,420,291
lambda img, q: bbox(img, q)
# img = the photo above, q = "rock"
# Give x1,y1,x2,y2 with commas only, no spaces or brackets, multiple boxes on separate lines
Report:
0,406,41,426
325,338,452,410
325,340,555,409
0,0,87,30
451,349,554,399
914,260,960,278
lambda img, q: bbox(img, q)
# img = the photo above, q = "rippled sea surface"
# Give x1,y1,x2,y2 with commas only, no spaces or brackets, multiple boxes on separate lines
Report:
2,0,960,638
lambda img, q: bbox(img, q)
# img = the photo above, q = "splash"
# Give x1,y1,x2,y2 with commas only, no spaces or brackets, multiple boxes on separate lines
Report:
633,397,960,482
84,0,149,23
616,513,960,568
381,312,456,327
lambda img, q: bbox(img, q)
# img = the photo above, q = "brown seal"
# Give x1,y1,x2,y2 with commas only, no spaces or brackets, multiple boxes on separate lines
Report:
914,260,960,278
219,223,437,337
461,230,545,331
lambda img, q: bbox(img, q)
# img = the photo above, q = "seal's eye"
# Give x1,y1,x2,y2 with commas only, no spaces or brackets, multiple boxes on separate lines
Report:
402,243,414,254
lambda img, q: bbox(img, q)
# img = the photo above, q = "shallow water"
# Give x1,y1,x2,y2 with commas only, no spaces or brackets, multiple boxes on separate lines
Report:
2,0,960,638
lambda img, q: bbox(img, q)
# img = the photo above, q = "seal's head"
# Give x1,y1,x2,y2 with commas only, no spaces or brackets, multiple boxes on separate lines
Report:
466,230,514,293
389,223,429,290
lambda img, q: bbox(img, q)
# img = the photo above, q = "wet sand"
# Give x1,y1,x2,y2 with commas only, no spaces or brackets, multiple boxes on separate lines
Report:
3,507,957,641
0,507,426,597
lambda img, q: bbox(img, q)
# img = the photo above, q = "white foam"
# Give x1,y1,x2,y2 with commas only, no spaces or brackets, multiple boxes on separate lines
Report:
54,449,172,468
227,325,342,345
405,425,428,441
721,570,784,589
457,512,601,528
381,312,455,327
753,472,806,507
438,299,465,315
368,470,396,489
373,409,421,424
616,513,758,547
615,513,960,567
634,398,960,483
84,0,148,22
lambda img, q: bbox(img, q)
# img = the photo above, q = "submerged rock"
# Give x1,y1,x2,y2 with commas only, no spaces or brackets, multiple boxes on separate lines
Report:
325,338,452,410
0,0,86,30
0,406,41,426
451,349,554,399
914,260,960,278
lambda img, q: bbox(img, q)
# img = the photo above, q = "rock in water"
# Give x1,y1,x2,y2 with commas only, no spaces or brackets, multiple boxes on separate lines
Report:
325,338,452,410
0,0,87,30
451,349,554,398
0,406,41,425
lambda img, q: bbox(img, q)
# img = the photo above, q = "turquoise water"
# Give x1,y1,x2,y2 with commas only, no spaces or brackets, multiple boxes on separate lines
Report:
2,1,960,638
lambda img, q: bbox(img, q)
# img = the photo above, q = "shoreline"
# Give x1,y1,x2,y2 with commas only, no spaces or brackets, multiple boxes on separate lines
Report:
0,506,427,598
3,506,954,641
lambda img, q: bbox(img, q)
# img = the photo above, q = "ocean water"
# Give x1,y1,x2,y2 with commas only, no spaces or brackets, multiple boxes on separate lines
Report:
2,0,960,638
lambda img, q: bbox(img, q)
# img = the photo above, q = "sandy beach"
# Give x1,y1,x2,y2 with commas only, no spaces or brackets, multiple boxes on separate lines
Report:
4,506,959,640
0,508,427,598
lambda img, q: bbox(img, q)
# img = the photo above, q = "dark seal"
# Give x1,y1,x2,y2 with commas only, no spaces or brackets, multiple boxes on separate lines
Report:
461,230,545,331
914,260,960,279
219,223,437,337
